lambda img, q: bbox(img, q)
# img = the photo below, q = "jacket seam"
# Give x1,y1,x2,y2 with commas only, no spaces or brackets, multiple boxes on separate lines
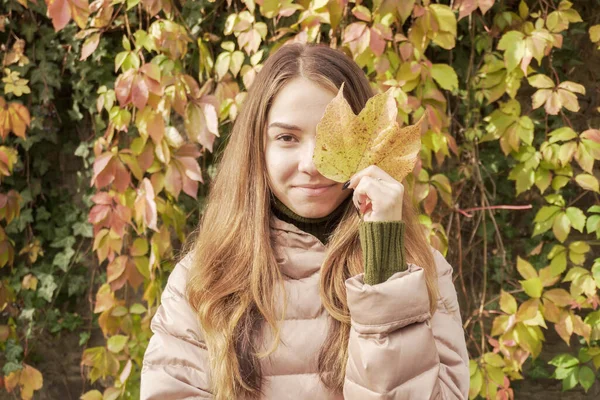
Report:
143,362,204,371
344,361,441,396
351,311,430,330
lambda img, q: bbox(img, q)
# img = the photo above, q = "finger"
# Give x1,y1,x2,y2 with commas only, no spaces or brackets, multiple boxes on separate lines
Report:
352,176,391,213
347,165,395,189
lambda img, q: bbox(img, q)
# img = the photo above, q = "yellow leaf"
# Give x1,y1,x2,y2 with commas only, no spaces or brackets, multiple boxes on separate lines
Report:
528,74,554,89
520,277,543,298
313,82,424,183
552,212,571,242
575,173,600,193
543,288,572,307
517,256,538,279
590,25,600,44
500,290,517,314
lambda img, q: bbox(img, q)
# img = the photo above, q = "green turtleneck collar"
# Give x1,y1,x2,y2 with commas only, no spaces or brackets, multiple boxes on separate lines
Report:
270,194,352,245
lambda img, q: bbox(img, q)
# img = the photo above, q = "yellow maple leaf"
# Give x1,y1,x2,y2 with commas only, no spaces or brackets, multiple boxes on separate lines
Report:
313,82,424,183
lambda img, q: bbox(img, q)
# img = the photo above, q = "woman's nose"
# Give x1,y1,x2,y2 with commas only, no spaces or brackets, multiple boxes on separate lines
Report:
298,140,319,175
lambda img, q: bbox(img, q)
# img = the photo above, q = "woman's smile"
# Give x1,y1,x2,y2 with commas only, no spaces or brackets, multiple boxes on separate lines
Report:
294,183,336,196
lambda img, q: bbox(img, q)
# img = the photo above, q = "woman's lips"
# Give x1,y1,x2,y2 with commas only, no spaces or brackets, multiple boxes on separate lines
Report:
295,184,335,196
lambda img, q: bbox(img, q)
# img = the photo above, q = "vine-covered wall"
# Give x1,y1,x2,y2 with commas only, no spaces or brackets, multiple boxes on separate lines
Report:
0,0,599,398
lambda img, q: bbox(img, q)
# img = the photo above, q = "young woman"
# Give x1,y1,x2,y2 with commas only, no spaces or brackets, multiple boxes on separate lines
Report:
141,43,470,399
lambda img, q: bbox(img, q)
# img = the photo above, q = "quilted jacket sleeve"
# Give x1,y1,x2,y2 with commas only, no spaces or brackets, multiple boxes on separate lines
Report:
343,249,469,399
141,255,213,399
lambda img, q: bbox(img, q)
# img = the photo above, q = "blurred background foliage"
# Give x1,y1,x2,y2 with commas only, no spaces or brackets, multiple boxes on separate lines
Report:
0,0,599,398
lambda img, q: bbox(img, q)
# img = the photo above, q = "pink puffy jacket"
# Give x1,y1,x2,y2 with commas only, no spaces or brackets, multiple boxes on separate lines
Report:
141,215,470,399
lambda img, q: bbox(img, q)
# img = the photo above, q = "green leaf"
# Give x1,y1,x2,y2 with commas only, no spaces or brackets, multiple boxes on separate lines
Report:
577,366,595,392
562,366,579,390
107,335,129,354
500,290,517,314
534,205,560,223
431,64,458,91
520,277,543,298
552,212,571,242
73,222,93,238
548,127,577,143
586,215,600,237
517,256,538,279
550,353,580,368
498,31,525,71
53,247,75,272
129,303,147,314
565,207,586,232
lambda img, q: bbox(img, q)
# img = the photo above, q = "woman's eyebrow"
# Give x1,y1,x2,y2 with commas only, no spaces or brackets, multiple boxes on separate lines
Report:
268,122,303,131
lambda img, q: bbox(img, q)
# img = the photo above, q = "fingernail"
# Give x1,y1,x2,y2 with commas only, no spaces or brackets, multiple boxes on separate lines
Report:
354,204,361,217
342,180,351,190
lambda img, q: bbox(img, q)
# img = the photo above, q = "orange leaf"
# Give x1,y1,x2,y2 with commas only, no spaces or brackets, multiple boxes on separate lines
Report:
80,32,100,61
46,0,90,31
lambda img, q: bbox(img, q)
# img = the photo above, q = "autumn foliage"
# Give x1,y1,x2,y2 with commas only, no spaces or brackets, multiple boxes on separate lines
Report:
1,0,600,399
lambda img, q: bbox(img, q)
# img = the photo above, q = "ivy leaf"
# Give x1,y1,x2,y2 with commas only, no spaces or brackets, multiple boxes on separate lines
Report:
3,69,31,97
53,247,75,272
313,82,424,183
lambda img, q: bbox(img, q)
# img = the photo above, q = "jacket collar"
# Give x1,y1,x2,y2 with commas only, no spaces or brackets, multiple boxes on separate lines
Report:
269,214,327,279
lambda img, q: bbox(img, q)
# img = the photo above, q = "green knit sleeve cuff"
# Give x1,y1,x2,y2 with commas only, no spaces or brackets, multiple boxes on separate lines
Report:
358,220,407,286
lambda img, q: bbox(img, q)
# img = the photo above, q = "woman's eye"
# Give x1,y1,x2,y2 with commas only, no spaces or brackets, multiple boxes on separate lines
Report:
277,135,296,142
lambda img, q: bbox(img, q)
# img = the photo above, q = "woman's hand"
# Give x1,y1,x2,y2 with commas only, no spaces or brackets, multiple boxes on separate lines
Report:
344,165,404,222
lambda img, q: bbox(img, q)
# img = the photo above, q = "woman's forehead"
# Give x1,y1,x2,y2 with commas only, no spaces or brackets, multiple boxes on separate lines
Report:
267,78,336,129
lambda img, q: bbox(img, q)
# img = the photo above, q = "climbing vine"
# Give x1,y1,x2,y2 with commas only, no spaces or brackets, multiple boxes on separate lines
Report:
1,0,599,398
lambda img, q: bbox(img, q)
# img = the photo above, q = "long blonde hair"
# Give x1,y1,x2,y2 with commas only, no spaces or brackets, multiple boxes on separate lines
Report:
185,43,439,399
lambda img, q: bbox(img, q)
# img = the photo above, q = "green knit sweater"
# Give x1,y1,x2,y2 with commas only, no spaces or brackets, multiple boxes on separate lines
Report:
271,196,407,285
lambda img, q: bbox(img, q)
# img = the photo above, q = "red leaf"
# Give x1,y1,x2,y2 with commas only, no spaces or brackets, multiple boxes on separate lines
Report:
164,163,182,198
424,185,438,215
115,69,135,106
369,27,386,56
147,111,164,144
137,142,154,171
456,0,477,20
112,158,131,192
91,152,115,189
46,0,71,31
131,74,149,110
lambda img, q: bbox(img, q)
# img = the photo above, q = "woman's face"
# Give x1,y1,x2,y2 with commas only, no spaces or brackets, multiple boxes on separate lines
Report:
265,77,351,218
